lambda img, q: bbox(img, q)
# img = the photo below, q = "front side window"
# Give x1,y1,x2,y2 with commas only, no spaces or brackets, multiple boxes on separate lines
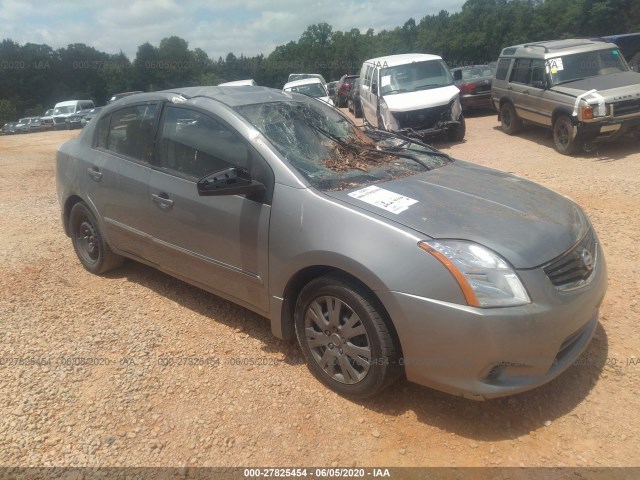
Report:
379,60,454,95
103,104,158,163
158,106,250,181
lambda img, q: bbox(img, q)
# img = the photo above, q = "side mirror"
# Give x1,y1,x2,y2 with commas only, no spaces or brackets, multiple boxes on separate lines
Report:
371,82,378,95
197,167,265,199
532,80,546,89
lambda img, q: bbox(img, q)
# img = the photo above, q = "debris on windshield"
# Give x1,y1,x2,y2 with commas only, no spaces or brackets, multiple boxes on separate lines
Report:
325,140,398,173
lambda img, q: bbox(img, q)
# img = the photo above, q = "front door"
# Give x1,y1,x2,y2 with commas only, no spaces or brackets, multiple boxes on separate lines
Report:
148,105,273,312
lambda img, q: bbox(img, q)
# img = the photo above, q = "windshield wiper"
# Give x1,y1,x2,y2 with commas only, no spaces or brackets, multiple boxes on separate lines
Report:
554,77,588,85
414,84,442,91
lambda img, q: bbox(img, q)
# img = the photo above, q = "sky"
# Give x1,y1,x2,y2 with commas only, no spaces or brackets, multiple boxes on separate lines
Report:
0,0,466,60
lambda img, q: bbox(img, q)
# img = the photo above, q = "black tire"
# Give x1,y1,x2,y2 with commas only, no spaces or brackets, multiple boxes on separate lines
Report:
69,202,124,274
294,274,402,398
553,115,579,155
500,102,522,135
447,115,466,142
354,101,363,119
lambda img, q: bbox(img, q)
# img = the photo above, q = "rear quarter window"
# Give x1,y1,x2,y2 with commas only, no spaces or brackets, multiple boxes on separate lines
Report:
495,58,512,81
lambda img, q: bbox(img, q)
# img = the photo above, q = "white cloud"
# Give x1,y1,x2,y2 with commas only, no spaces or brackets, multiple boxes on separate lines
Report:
0,0,466,60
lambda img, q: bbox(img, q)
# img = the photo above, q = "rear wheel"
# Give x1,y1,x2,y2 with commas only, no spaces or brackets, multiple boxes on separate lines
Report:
69,202,124,274
295,274,402,398
500,102,522,135
553,115,578,155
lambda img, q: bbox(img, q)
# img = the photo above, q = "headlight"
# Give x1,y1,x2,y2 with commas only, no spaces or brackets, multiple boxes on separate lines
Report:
419,240,531,308
379,97,399,131
451,96,462,120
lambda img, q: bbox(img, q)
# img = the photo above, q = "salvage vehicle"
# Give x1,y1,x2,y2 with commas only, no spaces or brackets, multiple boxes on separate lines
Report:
451,64,495,110
492,38,640,154
359,53,465,142
56,86,607,400
52,100,95,130
334,74,359,108
283,78,334,106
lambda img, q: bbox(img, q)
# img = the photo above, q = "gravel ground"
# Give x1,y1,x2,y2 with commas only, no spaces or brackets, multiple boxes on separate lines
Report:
0,113,639,468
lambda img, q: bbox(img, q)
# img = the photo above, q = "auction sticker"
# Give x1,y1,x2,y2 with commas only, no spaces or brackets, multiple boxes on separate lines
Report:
348,186,418,214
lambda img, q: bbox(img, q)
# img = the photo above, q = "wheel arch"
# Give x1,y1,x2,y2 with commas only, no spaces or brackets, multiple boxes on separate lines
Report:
62,194,85,237
551,107,576,126
276,265,403,358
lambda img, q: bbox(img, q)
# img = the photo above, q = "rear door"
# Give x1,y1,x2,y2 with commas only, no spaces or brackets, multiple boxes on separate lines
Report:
148,105,274,312
87,102,159,260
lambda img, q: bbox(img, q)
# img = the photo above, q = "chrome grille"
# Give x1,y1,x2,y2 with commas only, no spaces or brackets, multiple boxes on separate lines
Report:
543,229,597,289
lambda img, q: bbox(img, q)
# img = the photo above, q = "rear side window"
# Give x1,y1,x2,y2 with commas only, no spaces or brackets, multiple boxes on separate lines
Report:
495,58,511,80
510,59,532,84
105,104,158,163
364,64,373,87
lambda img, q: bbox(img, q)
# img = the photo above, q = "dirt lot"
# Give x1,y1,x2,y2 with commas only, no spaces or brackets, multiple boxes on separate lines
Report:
1,113,639,469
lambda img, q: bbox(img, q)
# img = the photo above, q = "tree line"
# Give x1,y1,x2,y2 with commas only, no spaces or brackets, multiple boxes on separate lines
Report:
1,0,638,123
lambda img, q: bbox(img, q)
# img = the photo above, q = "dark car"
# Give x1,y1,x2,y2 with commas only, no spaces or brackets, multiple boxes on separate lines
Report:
334,74,359,107
81,107,103,127
1,122,17,135
451,65,495,110
600,33,640,71
56,86,606,400
347,78,362,118
67,109,94,129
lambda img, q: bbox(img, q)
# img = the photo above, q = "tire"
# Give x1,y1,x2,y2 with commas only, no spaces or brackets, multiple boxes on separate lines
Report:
500,102,522,135
354,101,363,119
553,115,579,155
69,202,124,274
447,115,466,142
294,274,402,398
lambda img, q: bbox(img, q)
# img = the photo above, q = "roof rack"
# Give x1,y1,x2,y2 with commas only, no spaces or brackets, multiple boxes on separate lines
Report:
523,43,549,53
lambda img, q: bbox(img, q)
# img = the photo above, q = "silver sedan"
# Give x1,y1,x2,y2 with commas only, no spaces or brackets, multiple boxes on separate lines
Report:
56,86,607,399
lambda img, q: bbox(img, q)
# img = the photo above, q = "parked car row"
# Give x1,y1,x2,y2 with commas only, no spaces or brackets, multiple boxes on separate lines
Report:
2,91,142,135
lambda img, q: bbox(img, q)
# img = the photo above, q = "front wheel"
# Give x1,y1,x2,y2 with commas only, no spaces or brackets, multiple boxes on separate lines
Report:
295,274,402,398
69,202,124,274
447,116,466,142
553,115,579,155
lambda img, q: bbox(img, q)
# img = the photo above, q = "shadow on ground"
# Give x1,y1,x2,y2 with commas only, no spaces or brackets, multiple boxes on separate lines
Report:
108,259,608,442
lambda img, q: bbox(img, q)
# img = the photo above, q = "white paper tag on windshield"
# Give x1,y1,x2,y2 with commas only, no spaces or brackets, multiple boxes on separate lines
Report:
381,75,391,87
349,186,418,214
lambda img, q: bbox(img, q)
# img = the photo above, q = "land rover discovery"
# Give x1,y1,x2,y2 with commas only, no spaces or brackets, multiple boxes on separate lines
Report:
492,38,640,154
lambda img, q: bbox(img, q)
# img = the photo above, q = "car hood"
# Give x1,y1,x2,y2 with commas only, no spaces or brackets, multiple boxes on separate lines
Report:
382,85,459,112
551,71,640,99
324,160,589,269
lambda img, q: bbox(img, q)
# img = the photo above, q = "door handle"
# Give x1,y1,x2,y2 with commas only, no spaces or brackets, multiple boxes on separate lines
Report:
87,167,102,181
151,193,174,209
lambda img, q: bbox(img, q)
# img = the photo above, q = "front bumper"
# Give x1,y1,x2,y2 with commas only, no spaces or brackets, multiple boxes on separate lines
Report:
579,115,640,141
377,242,607,400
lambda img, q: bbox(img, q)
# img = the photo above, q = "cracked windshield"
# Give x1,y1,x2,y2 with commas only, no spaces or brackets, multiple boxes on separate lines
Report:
235,98,451,191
